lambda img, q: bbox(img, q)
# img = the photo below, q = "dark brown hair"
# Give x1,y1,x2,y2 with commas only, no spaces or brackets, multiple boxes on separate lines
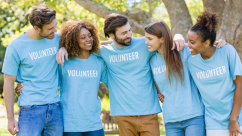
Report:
145,21,184,86
190,10,219,46
29,4,56,29
60,20,100,59
104,13,128,38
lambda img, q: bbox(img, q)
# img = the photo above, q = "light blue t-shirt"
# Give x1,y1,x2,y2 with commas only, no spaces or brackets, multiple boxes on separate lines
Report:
149,46,204,124
59,54,108,132
2,33,60,106
188,45,242,130
99,37,162,116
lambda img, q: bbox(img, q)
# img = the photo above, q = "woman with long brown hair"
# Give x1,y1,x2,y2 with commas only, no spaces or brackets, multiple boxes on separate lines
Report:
144,21,205,136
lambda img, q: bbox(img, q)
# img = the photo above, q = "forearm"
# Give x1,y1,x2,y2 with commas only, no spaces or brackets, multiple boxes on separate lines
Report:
4,78,16,120
230,84,242,121
154,82,161,94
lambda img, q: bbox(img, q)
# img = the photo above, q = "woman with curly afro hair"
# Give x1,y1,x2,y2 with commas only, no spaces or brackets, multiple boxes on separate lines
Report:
58,20,108,136
187,10,242,136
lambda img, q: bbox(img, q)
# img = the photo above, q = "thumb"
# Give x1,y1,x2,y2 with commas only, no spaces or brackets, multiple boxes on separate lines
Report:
15,121,19,132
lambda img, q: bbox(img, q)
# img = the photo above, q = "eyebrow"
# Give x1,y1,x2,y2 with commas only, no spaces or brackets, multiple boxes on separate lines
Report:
122,28,131,34
80,32,91,36
48,22,57,30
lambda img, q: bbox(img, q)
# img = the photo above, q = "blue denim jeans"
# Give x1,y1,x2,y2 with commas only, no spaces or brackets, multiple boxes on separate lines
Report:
17,102,63,136
63,129,105,136
165,115,205,136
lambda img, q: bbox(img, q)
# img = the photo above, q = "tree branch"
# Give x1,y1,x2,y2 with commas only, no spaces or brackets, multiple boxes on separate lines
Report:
74,0,155,35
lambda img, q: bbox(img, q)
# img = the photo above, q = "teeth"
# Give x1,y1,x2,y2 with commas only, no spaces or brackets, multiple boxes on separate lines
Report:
148,46,151,48
190,49,194,51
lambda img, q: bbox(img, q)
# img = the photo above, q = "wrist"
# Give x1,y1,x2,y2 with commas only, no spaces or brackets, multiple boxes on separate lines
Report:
230,118,237,122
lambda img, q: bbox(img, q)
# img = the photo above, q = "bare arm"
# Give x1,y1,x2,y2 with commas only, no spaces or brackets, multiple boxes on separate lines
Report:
154,81,164,102
229,76,242,136
4,74,19,135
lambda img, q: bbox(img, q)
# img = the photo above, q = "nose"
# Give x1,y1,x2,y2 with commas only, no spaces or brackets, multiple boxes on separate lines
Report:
53,27,57,33
187,41,191,48
145,39,148,45
127,31,132,38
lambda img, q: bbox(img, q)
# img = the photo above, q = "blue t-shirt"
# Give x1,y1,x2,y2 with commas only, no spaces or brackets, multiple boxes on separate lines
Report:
2,33,60,106
59,54,108,132
188,45,242,130
99,37,162,116
150,46,204,124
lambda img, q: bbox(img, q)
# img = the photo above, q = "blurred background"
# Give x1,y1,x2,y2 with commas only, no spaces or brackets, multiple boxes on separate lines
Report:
0,0,241,135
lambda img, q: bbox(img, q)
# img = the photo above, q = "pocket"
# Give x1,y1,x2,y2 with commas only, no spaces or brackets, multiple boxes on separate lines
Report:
20,105,35,111
55,102,62,110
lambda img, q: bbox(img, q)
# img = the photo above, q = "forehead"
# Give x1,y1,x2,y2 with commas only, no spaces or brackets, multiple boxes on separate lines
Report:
188,30,200,40
116,23,131,33
42,19,57,29
80,28,91,35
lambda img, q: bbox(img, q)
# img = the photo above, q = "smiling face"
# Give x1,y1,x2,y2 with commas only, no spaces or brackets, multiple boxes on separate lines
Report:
37,19,57,39
187,30,209,55
145,32,163,52
110,23,132,47
78,28,93,51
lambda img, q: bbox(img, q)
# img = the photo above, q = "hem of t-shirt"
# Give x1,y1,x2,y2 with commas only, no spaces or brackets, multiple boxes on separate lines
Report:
233,74,242,80
206,126,230,130
111,109,162,116
1,70,17,77
17,99,60,106
64,125,103,132
164,111,204,124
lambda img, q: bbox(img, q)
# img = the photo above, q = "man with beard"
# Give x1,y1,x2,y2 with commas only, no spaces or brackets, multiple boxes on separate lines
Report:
56,14,185,136
2,4,63,136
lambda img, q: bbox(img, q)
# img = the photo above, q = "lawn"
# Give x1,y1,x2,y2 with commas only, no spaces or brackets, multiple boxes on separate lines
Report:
0,118,166,136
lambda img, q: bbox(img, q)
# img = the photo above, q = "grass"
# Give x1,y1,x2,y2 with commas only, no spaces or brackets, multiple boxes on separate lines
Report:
0,117,166,136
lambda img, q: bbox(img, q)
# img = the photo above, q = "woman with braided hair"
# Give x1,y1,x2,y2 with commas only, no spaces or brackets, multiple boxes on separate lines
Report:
187,10,242,136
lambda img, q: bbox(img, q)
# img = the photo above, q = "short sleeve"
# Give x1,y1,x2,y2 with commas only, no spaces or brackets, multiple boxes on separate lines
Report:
2,45,20,76
100,60,108,86
227,45,242,80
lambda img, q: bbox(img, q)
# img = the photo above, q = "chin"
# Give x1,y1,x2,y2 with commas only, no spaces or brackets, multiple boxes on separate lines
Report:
148,48,154,52
46,35,55,39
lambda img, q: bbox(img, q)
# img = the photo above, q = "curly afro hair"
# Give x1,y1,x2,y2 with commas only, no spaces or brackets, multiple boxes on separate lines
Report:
190,10,219,46
60,20,100,59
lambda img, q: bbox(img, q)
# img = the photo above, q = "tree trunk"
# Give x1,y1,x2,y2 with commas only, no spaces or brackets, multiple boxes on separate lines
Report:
162,0,193,40
217,0,242,59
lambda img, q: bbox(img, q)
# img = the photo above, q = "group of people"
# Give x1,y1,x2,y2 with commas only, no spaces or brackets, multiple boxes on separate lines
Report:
2,3,242,136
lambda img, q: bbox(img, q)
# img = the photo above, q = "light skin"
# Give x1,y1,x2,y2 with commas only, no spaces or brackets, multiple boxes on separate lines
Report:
4,19,58,135
25,19,58,40
187,30,242,136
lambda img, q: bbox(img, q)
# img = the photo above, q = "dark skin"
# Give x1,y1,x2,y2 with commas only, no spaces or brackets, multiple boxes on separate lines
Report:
187,30,242,136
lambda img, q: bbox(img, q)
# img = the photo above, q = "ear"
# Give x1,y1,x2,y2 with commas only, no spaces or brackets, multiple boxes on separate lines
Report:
203,40,210,48
159,37,164,44
109,33,114,39
33,26,41,32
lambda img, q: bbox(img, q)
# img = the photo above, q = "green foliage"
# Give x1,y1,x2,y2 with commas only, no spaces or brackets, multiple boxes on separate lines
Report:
186,0,204,24
101,95,110,111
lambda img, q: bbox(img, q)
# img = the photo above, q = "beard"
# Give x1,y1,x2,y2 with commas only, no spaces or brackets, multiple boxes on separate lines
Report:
39,30,55,39
114,35,131,46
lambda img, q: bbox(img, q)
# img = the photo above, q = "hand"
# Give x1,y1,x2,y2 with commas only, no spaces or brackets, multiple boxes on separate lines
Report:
7,118,19,135
213,39,227,48
158,94,165,103
14,83,23,96
229,120,242,136
172,34,185,51
56,47,68,66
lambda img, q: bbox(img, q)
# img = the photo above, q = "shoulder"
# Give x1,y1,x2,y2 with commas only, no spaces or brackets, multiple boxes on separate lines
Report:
132,37,146,44
221,44,236,53
7,34,26,49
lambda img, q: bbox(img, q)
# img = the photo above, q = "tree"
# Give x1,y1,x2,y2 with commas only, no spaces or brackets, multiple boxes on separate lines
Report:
74,0,242,59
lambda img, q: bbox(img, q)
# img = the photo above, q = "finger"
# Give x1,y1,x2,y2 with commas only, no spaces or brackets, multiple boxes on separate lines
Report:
18,93,21,96
238,130,242,135
176,42,180,51
65,52,68,61
171,42,175,50
15,121,19,133
8,127,15,135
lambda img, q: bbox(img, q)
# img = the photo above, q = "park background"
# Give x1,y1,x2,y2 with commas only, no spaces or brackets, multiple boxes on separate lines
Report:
0,0,241,135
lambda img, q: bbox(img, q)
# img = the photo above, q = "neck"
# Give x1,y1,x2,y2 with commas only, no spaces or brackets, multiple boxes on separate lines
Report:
200,46,216,59
157,44,164,55
25,28,44,40
77,50,90,59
